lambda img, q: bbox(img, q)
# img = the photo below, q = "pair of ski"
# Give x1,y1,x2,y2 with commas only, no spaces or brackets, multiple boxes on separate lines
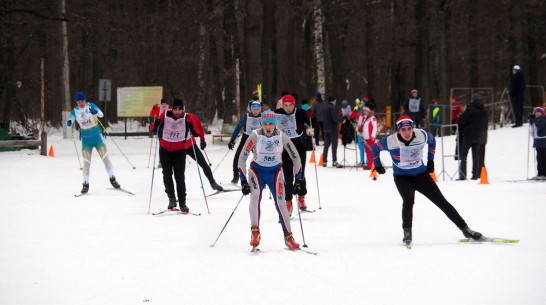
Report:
251,245,318,255
74,187,135,197
152,208,201,216
403,236,520,249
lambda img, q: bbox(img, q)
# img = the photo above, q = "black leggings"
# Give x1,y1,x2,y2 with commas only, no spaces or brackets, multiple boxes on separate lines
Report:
282,137,307,201
159,147,186,202
394,171,467,230
232,134,249,178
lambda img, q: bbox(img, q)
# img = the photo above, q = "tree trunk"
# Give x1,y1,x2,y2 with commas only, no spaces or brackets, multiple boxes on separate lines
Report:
436,0,450,107
313,0,325,95
364,3,374,98
415,0,431,109
196,0,207,117
468,0,478,87
223,0,238,122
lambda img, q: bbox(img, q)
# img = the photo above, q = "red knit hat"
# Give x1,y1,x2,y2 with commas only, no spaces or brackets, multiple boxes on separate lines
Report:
281,94,295,105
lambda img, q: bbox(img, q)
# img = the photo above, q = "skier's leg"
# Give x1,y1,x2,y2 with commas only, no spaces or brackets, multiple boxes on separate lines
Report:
394,174,416,229
248,167,264,227
159,147,176,200
82,145,93,183
96,142,114,177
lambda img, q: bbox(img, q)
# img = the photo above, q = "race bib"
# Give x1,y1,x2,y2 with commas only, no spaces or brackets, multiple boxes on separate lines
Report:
162,115,187,142
276,113,298,138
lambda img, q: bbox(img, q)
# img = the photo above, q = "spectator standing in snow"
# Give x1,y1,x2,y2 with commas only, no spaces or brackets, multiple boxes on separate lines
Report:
66,91,121,194
341,99,352,117
457,94,488,180
372,116,483,246
510,65,526,128
321,96,342,168
359,106,377,170
312,92,325,146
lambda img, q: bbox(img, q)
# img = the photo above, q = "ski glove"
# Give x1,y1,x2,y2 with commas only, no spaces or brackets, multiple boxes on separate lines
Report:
426,160,434,173
241,180,251,195
293,178,304,195
90,108,98,115
66,120,72,127
228,141,235,150
200,140,206,150
375,164,386,175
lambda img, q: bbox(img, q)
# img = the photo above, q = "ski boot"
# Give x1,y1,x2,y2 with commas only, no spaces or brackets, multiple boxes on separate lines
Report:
167,197,177,209
298,195,307,211
179,202,189,213
231,175,239,184
81,182,89,194
250,226,261,246
462,226,482,240
109,176,121,189
333,162,343,168
210,181,224,191
284,233,300,250
286,200,293,217
403,228,412,246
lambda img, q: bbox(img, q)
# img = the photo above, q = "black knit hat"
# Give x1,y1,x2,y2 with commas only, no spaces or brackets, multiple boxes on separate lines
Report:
172,99,184,109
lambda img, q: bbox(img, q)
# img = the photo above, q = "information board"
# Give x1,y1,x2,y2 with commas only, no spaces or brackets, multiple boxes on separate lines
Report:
117,86,163,117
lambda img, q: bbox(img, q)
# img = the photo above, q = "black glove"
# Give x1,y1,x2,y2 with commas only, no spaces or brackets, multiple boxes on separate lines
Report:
375,164,386,175
426,160,434,173
293,178,304,195
200,140,207,150
228,141,235,150
90,108,98,115
241,180,251,195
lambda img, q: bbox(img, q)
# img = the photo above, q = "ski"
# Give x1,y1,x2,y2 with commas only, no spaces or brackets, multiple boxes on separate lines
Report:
74,193,87,197
107,187,135,195
221,182,241,189
152,208,201,216
459,236,519,243
300,209,316,213
206,189,240,197
286,248,318,255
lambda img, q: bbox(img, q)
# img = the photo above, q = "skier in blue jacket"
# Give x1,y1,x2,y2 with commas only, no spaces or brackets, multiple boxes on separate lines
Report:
372,116,482,246
66,92,120,194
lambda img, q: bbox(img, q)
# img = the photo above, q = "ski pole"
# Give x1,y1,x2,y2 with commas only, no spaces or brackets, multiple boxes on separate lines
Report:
210,194,245,247
296,195,308,247
147,125,160,214
309,118,322,210
203,149,212,166
190,131,211,214
212,148,231,174
71,126,83,170
98,120,136,169
147,133,154,168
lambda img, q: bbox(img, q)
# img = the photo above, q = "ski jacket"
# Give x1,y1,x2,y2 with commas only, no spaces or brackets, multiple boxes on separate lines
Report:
404,97,426,122
510,71,526,101
312,99,326,122
372,128,435,176
532,116,546,148
237,129,302,183
458,100,488,144
361,115,378,140
230,113,262,142
155,111,204,152
67,102,103,140
321,102,342,132
451,100,463,124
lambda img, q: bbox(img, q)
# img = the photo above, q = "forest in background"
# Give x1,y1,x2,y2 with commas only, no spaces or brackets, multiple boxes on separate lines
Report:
1,0,545,131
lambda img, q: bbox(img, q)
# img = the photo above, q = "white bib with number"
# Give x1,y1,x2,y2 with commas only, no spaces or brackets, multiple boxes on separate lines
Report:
255,133,283,167
74,106,98,130
162,115,187,142
276,112,299,138
244,115,262,135
398,143,424,169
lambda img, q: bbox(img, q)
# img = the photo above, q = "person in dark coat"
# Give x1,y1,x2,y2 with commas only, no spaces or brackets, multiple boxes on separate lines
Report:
510,65,526,127
458,94,488,180
312,92,325,146
321,96,342,167
404,89,426,128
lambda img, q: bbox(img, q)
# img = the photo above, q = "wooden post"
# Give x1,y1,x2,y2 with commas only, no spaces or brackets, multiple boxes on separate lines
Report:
40,58,47,156
236,58,240,119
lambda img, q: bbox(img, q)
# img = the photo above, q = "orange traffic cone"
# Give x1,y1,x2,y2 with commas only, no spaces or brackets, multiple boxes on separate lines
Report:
317,154,324,166
309,151,316,163
478,166,489,184
48,145,55,157
369,163,377,180
430,171,438,182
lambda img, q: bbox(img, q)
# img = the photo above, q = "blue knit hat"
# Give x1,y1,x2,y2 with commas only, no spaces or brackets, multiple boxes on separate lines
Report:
75,92,86,102
396,116,415,130
260,110,277,125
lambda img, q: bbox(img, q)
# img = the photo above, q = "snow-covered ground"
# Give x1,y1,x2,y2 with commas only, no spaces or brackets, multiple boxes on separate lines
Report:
1,123,545,305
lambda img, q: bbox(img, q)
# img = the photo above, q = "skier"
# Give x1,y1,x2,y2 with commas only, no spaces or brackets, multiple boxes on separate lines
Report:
153,98,193,212
66,91,121,194
372,116,482,246
530,106,546,180
358,106,377,170
274,94,313,214
149,98,170,131
238,110,303,250
349,98,366,166
228,100,263,184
